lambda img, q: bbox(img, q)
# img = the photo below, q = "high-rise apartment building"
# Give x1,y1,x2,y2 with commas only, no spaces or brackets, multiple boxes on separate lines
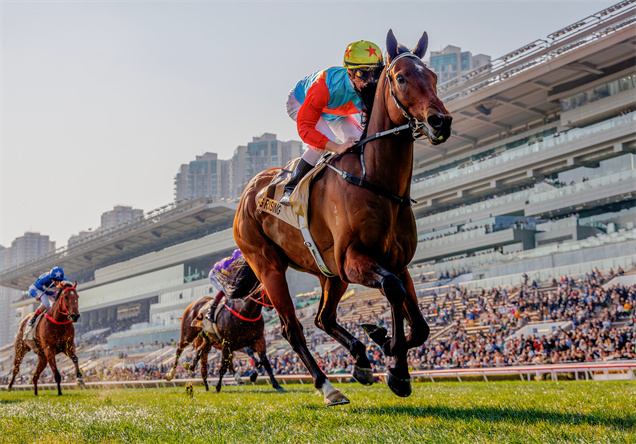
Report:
100,206,144,230
174,152,230,201
0,232,56,346
230,133,303,199
427,45,491,84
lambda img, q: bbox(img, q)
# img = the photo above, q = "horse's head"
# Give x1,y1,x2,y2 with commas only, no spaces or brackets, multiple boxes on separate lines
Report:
56,281,81,322
383,29,452,145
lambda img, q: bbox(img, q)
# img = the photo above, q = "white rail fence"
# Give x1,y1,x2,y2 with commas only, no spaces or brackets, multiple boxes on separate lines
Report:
4,362,634,391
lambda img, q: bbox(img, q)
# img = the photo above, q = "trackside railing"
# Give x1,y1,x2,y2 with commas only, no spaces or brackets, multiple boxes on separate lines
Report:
3,362,634,391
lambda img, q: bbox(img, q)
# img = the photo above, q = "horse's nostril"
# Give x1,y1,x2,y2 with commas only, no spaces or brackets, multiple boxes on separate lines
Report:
427,114,443,129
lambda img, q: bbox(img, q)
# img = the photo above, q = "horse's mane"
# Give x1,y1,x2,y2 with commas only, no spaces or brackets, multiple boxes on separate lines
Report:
360,45,416,141
221,257,263,300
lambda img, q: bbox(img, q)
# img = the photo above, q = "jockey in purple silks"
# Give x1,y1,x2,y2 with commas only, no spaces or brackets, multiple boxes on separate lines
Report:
206,249,243,323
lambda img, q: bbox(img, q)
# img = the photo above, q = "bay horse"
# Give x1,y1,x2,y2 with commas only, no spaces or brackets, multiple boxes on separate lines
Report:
7,282,84,395
234,30,452,406
165,290,284,393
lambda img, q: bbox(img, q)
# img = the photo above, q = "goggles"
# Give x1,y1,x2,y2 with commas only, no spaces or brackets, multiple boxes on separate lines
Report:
354,67,382,82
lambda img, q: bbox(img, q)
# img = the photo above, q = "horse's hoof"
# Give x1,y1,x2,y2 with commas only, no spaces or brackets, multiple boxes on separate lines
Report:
275,386,286,393
249,372,258,383
216,387,221,393
324,390,350,407
352,365,374,386
361,324,388,346
386,368,412,397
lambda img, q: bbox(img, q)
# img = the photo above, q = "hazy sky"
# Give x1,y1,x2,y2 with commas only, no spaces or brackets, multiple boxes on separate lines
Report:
0,0,619,248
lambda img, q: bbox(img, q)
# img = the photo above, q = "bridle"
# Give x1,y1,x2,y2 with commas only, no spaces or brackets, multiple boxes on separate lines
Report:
350,51,441,150
384,52,441,142
45,286,75,325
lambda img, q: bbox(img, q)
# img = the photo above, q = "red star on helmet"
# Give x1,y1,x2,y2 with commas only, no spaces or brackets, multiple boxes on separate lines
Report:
365,45,378,57
345,48,353,59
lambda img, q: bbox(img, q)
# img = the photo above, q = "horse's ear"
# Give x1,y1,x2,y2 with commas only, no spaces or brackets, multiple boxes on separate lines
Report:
386,29,398,62
413,31,429,59
74,281,77,288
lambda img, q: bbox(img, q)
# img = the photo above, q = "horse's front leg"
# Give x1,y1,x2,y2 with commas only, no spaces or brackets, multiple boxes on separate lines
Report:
343,249,411,397
66,347,85,389
216,343,232,393
46,351,63,396
315,276,373,386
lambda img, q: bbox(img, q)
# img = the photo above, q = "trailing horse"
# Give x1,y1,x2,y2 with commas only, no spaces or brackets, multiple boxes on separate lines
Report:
7,282,84,396
234,30,452,406
165,288,283,393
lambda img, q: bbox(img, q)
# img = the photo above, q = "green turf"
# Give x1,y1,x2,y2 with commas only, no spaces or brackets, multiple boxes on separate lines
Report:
0,381,634,443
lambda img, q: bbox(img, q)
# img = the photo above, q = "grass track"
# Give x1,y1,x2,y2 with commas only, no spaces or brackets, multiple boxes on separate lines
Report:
1,381,634,443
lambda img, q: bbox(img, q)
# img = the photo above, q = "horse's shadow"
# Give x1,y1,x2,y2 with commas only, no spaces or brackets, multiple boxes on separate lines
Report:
353,404,633,431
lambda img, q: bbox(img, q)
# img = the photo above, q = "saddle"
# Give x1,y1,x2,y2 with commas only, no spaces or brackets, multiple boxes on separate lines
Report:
23,313,44,342
191,297,226,341
255,157,335,277
256,158,328,230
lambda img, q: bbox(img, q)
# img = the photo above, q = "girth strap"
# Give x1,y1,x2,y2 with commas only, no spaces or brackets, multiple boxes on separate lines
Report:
325,164,415,206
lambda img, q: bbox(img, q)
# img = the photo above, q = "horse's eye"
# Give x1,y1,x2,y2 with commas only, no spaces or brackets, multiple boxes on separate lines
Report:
396,74,405,85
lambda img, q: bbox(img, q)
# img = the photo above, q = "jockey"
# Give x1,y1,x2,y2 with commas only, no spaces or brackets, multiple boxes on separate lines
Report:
27,267,71,326
206,249,243,323
279,40,384,206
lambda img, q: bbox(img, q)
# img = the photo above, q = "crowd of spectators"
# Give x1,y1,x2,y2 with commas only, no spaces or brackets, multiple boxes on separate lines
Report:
2,266,633,386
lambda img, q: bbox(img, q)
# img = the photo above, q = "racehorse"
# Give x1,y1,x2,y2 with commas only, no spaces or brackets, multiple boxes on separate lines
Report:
7,282,84,396
234,30,452,406
165,290,284,393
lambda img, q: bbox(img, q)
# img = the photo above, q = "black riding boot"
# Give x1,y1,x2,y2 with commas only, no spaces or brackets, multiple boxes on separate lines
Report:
279,159,314,206
205,292,225,323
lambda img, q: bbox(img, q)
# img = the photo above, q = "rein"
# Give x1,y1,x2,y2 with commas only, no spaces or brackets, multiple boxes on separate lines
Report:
327,51,442,206
246,289,274,308
45,287,74,325
224,301,262,322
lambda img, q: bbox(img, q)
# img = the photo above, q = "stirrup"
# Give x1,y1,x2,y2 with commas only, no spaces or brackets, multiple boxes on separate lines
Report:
279,191,292,206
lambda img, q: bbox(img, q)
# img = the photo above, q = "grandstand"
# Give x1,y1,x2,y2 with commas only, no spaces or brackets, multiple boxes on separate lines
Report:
0,2,634,382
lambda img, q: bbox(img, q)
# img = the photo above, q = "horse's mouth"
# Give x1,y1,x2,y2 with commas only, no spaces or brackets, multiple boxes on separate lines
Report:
70,314,80,323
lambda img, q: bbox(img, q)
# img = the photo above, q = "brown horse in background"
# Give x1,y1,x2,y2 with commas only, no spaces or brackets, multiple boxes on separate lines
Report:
165,290,284,393
234,30,451,405
7,282,84,395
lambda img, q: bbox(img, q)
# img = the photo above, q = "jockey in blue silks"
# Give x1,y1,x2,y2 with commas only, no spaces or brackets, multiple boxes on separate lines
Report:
27,267,71,326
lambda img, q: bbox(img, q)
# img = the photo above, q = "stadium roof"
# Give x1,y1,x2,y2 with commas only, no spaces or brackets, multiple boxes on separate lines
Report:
1,2,634,292
413,3,636,171
0,198,237,290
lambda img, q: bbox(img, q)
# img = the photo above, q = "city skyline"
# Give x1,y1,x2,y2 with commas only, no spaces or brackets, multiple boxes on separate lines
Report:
1,1,619,247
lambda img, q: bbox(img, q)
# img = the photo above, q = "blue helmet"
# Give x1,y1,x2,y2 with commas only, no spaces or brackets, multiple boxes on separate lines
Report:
50,267,65,280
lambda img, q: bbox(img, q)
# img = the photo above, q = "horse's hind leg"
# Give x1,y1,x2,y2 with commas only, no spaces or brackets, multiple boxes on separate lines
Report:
165,338,189,381
7,340,29,391
315,276,373,386
200,340,212,391
253,338,283,392
399,270,430,349
343,249,411,397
